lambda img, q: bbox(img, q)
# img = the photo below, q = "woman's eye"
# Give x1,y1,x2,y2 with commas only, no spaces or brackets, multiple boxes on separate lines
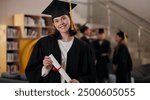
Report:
54,19,59,23
62,16,66,20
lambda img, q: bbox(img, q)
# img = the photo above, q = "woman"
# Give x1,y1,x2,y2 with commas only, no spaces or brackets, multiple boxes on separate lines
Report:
25,0,96,83
112,30,133,83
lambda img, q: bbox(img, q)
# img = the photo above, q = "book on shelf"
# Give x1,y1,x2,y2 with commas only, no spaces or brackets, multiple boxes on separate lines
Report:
42,28,49,36
7,64,19,74
24,28,38,38
7,41,19,50
40,18,46,27
24,16,39,27
7,53,18,62
7,28,19,38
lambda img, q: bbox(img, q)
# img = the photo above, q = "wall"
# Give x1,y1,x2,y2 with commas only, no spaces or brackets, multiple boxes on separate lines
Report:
0,0,52,25
113,0,150,23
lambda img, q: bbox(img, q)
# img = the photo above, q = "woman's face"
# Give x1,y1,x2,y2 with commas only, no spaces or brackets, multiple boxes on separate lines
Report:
53,15,70,34
115,35,122,43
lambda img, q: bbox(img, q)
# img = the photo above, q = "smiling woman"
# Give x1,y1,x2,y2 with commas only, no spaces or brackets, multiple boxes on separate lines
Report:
25,0,96,83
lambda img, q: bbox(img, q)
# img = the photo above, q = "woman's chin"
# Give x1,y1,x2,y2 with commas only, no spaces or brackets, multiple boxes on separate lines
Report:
59,29,69,34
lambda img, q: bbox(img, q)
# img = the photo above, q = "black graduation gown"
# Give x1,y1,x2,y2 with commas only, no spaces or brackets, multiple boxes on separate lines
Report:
92,39,111,81
112,43,133,83
80,36,91,44
80,36,96,60
25,36,96,83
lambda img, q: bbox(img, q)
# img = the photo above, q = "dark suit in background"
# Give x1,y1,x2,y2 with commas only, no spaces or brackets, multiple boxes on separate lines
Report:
92,39,111,82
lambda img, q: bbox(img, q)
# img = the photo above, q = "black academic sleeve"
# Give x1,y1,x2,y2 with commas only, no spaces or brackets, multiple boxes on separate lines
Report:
25,40,44,83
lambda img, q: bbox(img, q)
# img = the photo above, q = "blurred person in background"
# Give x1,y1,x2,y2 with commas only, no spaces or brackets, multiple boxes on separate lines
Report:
112,30,133,83
92,28,111,83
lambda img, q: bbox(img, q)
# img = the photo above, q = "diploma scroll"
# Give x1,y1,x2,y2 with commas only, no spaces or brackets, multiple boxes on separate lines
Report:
49,54,71,83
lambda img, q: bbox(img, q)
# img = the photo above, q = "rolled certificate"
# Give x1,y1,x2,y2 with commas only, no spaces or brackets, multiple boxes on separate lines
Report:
49,54,71,83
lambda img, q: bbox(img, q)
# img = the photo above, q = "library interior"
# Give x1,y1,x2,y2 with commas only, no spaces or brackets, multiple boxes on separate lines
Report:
0,0,150,83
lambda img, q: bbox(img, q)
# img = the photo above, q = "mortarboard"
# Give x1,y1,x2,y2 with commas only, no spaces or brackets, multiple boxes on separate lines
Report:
117,30,128,41
98,28,104,34
42,0,77,18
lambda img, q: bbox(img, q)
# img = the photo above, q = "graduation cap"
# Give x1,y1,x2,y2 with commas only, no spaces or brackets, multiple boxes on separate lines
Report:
80,24,88,33
98,28,104,34
42,0,77,30
117,30,128,41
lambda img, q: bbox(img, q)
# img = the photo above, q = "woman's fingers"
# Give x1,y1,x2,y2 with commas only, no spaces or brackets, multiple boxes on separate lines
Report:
45,56,53,62
43,56,53,69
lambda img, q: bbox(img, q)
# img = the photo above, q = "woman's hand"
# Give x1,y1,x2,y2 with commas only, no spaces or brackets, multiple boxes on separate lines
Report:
43,56,53,70
69,79,80,83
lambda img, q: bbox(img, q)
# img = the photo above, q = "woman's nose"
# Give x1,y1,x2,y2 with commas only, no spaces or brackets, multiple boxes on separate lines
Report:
59,19,65,25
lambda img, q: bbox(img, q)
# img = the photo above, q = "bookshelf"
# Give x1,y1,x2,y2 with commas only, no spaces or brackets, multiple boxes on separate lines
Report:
0,25,21,74
14,14,54,73
41,16,54,37
14,14,54,38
